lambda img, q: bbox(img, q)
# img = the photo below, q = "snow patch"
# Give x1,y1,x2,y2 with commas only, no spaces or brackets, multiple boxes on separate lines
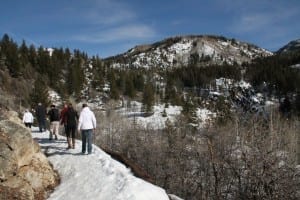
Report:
31,129,169,200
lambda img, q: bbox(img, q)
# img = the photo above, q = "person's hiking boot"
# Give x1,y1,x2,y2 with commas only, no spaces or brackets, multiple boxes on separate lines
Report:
72,138,76,149
67,137,71,148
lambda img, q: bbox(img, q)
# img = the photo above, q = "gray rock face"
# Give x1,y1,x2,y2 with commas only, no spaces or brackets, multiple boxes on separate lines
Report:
0,111,59,200
106,35,273,69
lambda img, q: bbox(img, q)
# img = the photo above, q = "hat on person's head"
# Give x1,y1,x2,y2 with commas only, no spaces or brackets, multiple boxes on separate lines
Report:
82,103,88,108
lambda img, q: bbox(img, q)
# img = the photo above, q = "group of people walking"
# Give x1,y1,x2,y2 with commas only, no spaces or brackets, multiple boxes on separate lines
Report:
22,102,97,155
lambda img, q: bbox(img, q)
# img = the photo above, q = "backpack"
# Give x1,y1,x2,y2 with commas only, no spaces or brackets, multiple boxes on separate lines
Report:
49,108,60,121
66,108,78,126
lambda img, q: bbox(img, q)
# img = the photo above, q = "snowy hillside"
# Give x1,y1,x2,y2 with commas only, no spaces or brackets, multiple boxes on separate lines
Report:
32,129,170,200
277,38,300,54
115,101,216,130
107,35,272,69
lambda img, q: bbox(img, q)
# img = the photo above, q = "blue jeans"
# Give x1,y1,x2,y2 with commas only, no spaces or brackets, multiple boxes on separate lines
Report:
81,129,93,154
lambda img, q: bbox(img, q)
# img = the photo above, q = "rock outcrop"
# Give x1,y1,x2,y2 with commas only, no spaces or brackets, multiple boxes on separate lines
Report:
0,110,59,200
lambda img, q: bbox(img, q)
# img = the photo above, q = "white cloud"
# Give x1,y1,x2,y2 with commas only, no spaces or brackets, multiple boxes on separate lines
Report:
83,0,136,25
232,13,274,33
171,19,185,26
65,0,158,44
230,3,300,34
73,24,157,43
59,0,137,26
89,10,136,25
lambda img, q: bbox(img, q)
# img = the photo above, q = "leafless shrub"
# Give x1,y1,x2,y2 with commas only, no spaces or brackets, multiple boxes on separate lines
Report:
188,111,300,200
93,105,300,200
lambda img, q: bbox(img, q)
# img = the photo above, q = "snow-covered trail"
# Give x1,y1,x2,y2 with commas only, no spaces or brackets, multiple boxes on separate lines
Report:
31,128,169,200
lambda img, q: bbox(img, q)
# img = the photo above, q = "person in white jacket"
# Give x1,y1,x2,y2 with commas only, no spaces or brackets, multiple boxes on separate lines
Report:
23,109,34,128
78,103,96,154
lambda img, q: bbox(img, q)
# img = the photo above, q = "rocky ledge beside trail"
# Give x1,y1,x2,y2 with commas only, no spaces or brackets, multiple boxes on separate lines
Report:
0,110,59,200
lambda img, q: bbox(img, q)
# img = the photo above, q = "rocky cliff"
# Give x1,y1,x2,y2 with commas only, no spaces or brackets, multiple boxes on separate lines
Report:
0,110,59,200
105,35,272,69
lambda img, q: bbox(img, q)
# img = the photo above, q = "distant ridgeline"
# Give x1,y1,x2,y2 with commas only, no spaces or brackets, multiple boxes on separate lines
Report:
0,33,299,117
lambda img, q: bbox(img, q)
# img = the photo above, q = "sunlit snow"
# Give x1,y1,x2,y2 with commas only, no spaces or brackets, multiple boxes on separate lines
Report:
31,129,169,200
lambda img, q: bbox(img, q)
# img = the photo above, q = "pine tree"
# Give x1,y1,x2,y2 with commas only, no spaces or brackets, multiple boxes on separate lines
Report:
164,76,175,103
18,41,36,79
66,55,85,98
108,70,119,100
37,46,52,76
142,81,155,113
1,34,21,77
50,48,66,91
117,71,126,94
28,44,38,69
182,96,198,126
30,76,50,107
91,56,105,91
125,73,136,98
133,72,144,92
19,40,29,68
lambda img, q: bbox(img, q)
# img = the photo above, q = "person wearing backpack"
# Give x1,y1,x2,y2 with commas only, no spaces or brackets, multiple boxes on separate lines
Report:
65,103,79,149
47,104,60,140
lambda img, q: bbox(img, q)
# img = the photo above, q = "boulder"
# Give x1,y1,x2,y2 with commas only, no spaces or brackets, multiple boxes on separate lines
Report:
0,111,59,200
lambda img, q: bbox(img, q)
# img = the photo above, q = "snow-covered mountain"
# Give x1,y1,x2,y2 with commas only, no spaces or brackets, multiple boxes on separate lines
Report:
277,38,300,54
105,35,272,69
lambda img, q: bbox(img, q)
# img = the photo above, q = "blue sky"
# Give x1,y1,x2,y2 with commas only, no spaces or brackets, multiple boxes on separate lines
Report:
1,0,299,58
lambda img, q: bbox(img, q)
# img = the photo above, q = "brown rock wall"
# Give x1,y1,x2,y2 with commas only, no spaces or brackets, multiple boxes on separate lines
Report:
0,111,59,200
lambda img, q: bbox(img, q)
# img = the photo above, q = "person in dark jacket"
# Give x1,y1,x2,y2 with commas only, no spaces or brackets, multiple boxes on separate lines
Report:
65,103,79,149
35,103,47,132
47,104,60,140
60,103,68,135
